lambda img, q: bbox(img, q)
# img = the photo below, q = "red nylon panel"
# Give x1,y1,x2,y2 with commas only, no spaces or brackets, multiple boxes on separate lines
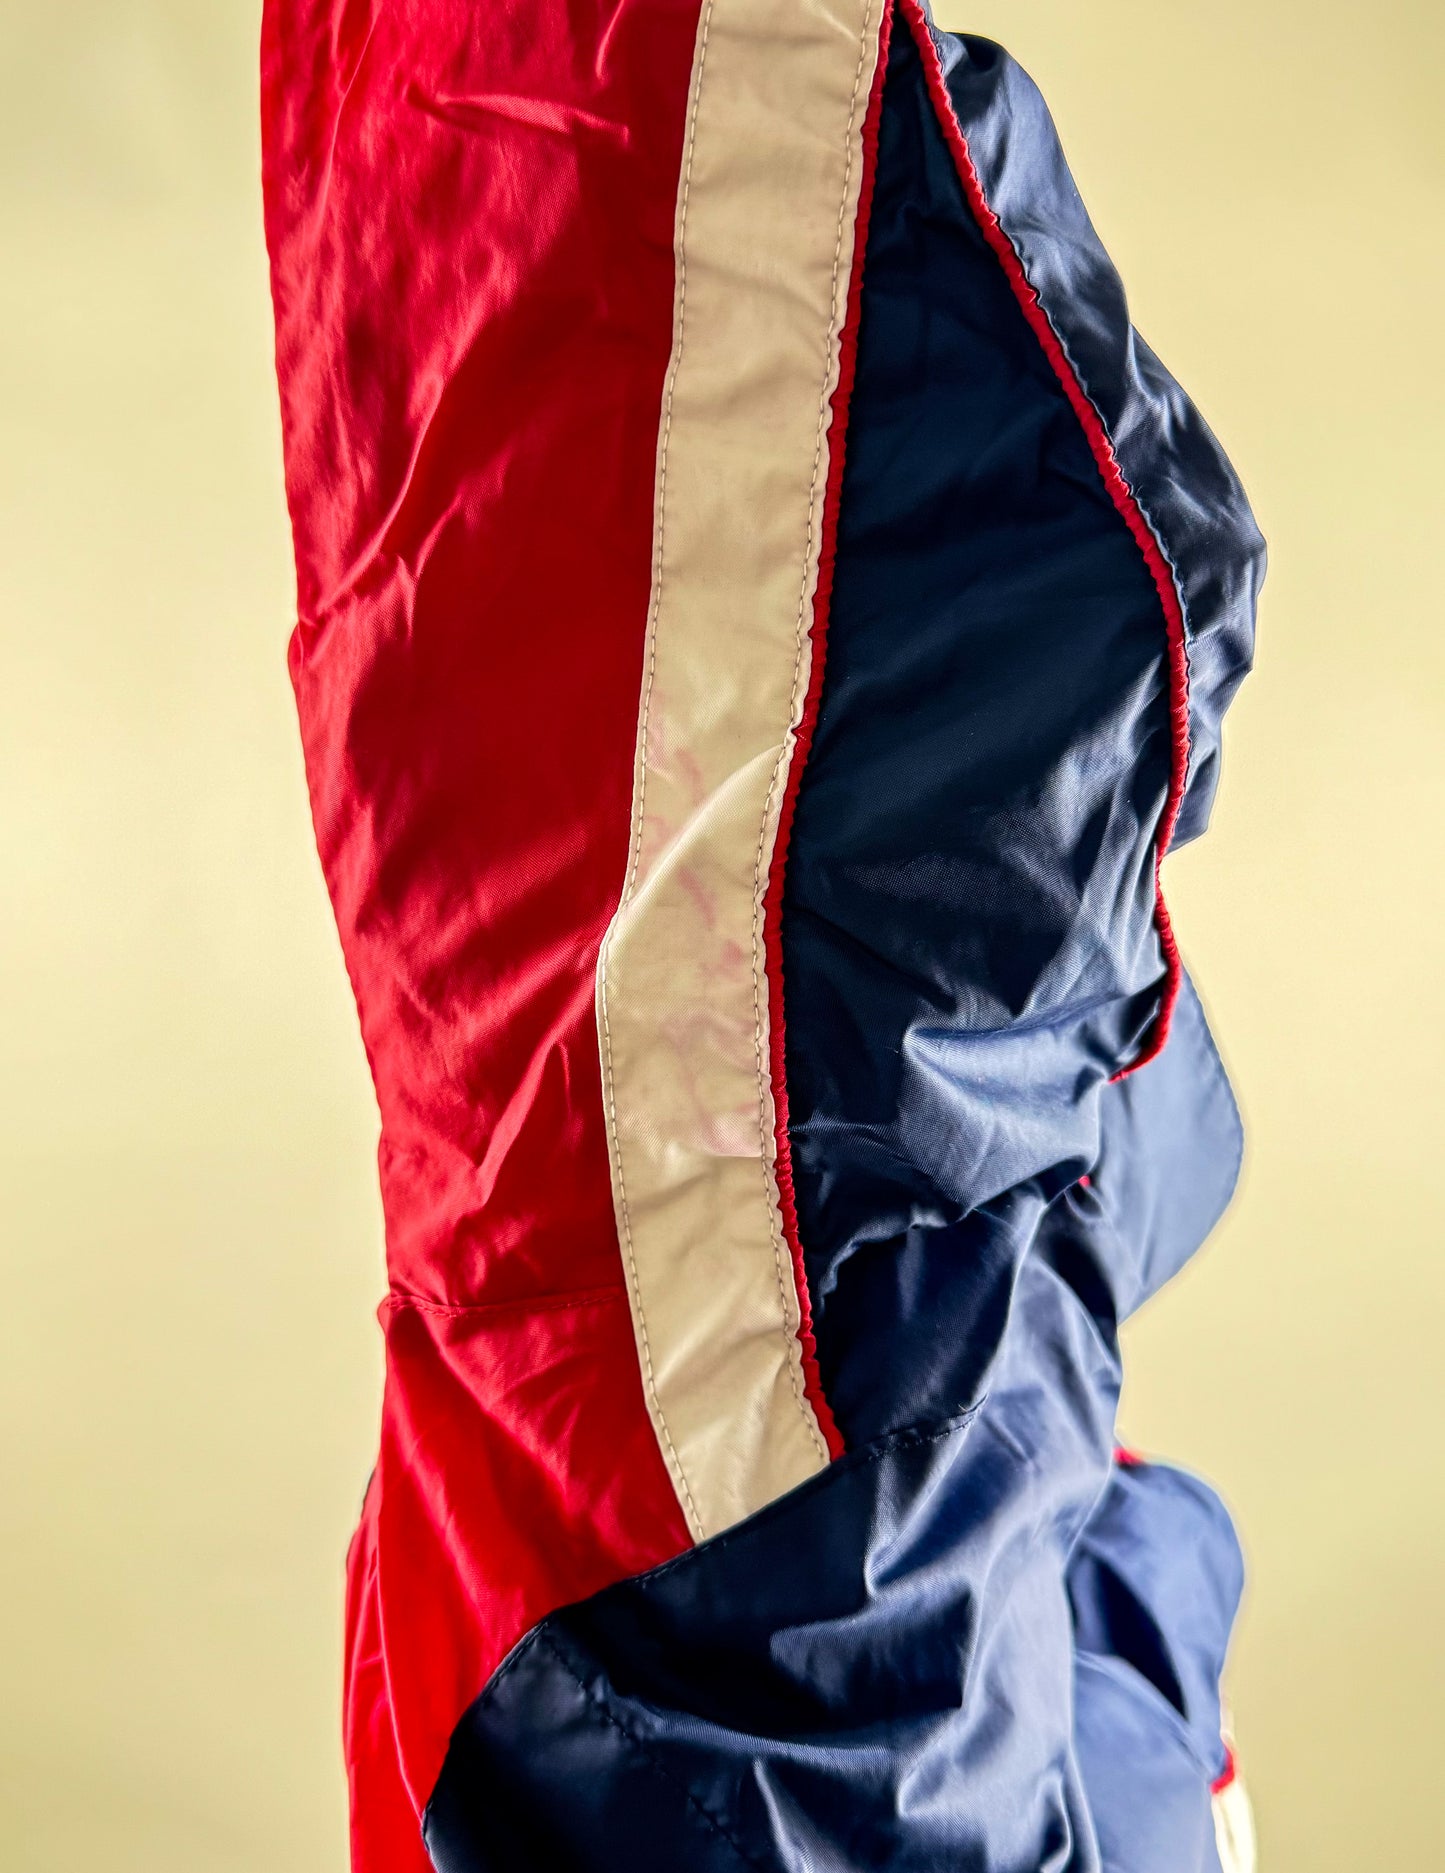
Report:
343,1499,434,1873
261,0,702,1834
374,1294,693,1806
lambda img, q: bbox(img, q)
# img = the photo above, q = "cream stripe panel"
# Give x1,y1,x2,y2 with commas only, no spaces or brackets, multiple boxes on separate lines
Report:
596,0,887,1541
1213,1776,1258,1873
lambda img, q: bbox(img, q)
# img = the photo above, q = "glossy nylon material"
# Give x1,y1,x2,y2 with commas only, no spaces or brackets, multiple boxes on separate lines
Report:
423,15,1257,1871
260,1,707,1858
926,27,1263,855
785,9,1185,1451
424,994,1244,1873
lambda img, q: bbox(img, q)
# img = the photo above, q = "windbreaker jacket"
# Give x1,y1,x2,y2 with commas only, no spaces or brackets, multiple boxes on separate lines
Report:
261,2,1264,1868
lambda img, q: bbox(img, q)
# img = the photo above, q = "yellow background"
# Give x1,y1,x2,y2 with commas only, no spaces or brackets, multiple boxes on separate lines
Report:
2,2,1440,1866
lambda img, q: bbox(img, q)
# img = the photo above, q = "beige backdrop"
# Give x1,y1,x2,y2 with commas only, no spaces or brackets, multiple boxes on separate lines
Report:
1,2,1440,1867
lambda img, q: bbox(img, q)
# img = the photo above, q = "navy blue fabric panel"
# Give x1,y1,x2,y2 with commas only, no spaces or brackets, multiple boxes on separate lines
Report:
1072,1661,1224,1873
1068,1460,1245,1873
783,10,1226,1447
928,19,1264,847
1092,970,1243,1317
1070,1461,1243,1780
426,1255,1119,1872
424,1280,1239,1871
808,968,1241,1445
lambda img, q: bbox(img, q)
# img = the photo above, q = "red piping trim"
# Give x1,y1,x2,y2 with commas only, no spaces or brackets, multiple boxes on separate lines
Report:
1211,1743,1238,1796
765,0,895,1464
897,0,1190,1080
1112,1443,1145,1468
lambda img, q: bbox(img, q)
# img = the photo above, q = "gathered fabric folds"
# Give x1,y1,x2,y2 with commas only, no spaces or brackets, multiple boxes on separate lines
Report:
262,1,1264,1867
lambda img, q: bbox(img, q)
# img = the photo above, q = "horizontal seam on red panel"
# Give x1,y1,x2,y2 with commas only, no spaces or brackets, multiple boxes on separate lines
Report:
382,1284,628,1322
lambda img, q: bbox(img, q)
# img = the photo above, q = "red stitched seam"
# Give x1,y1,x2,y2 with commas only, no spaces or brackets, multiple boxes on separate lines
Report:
763,0,896,1465
897,0,1190,1081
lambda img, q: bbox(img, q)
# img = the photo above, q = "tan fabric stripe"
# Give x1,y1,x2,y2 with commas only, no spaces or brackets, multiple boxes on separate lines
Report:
596,0,887,1540
1213,1775,1258,1873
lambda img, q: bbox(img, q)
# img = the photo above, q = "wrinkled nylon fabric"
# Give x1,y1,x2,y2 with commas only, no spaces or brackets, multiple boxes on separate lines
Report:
263,0,1262,1863
261,0,705,1856
928,29,1260,851
423,14,1258,1871
786,11,1182,1449
423,1012,1244,1873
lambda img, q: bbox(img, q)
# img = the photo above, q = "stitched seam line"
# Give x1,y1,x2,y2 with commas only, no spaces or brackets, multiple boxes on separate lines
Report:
631,1403,983,1592
382,1285,626,1322
762,0,890,1466
456,1413,980,1730
535,1630,772,1873
618,2,713,912
598,982,702,1537
419,1623,553,1839
420,1404,987,1848
746,0,879,1470
595,0,716,1542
